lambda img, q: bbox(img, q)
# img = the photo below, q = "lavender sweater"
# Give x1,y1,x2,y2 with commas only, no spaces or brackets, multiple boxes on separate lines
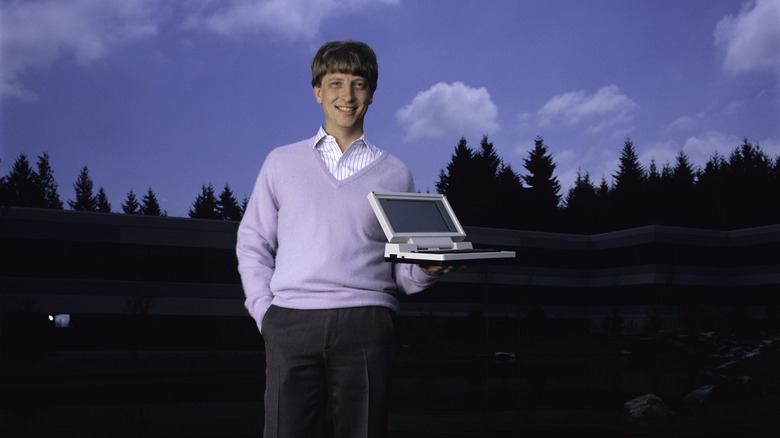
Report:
236,135,437,333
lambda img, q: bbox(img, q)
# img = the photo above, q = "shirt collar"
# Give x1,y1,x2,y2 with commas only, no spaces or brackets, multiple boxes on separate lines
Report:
313,126,378,156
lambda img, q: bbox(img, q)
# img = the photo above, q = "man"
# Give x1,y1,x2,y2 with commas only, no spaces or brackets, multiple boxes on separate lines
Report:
236,40,455,437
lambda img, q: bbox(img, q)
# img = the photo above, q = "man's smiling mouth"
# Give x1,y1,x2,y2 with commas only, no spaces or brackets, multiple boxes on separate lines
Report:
337,106,356,112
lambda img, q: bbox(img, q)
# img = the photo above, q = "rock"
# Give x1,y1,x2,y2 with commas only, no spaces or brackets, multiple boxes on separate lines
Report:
623,394,675,419
683,384,717,406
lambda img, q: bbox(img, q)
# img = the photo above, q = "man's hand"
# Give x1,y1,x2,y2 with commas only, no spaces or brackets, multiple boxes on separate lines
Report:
417,264,467,277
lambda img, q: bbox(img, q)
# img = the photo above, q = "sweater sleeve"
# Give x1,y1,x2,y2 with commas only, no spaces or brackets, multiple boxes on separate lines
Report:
394,262,438,295
236,157,278,333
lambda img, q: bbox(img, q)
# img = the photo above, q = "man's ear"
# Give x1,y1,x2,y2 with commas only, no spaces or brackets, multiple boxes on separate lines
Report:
314,86,323,104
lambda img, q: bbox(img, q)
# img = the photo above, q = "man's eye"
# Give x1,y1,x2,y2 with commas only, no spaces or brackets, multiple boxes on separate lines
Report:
330,81,342,87
354,82,366,89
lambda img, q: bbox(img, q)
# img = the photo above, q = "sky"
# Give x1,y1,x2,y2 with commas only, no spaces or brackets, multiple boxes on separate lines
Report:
1,0,778,218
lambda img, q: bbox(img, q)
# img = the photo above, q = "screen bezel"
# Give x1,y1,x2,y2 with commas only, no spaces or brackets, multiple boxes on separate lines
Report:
368,192,466,243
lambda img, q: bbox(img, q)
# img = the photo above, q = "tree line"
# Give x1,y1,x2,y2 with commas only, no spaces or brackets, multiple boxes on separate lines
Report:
436,136,779,233
0,153,245,220
2,135,778,232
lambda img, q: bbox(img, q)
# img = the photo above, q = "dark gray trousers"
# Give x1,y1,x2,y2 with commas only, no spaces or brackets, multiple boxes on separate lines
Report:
261,305,396,438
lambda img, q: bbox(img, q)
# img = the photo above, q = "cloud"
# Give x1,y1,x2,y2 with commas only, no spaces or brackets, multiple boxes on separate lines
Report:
665,113,706,133
396,81,500,142
0,0,164,99
183,0,399,40
641,141,679,169
714,0,780,74
682,131,742,165
520,85,637,139
0,0,399,99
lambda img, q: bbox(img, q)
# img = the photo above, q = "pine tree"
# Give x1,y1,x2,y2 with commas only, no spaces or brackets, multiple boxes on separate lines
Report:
436,138,474,197
610,138,648,227
725,139,773,227
140,187,163,216
495,162,524,229
35,152,63,209
565,170,597,210
698,152,729,228
4,153,47,207
122,189,141,214
671,151,696,187
241,196,249,216
668,151,698,226
522,136,561,230
189,184,220,219
436,138,480,224
612,138,646,193
68,166,98,211
0,158,7,205
96,187,111,213
436,136,522,228
217,184,242,221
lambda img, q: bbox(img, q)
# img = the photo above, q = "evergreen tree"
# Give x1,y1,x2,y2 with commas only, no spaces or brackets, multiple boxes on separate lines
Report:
436,138,479,224
122,189,141,214
68,166,98,211
241,196,249,216
140,187,163,216
35,152,63,209
469,136,505,227
611,138,648,227
217,184,242,221
522,136,561,230
647,159,661,186
495,162,525,229
96,187,111,213
668,151,698,226
698,152,729,228
436,137,475,198
436,136,519,227
0,158,7,205
563,170,598,233
4,153,47,207
189,184,220,219
612,138,646,192
671,151,696,187
725,139,774,227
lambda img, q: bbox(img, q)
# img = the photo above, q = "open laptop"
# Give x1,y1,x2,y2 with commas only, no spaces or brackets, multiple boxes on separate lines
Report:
367,191,516,265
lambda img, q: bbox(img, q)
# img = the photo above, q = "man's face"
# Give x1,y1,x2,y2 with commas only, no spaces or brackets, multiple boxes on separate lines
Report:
314,71,372,139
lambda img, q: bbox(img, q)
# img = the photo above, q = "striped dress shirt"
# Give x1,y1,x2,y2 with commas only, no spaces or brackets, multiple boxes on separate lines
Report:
313,126,382,180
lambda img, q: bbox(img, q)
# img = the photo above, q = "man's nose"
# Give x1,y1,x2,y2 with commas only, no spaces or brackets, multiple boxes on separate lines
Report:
340,86,355,101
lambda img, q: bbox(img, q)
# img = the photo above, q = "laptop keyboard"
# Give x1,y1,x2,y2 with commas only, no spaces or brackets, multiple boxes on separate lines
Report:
412,248,499,254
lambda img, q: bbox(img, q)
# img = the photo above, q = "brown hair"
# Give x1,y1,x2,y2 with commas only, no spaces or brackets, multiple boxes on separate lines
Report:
311,40,378,94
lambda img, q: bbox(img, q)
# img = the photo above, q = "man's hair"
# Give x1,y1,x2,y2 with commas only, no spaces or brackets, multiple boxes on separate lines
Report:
311,40,378,94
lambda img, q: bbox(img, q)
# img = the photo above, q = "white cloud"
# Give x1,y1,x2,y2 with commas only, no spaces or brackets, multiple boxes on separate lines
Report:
396,81,500,142
183,0,399,40
714,0,780,74
666,115,698,132
641,141,679,170
682,131,742,165
0,0,163,99
521,85,637,139
0,0,399,99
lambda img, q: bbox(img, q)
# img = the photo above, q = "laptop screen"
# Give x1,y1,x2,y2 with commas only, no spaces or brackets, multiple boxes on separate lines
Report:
368,192,466,243
379,198,458,233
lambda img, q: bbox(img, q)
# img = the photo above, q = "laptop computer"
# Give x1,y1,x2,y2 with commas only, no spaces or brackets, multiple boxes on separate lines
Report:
367,191,516,265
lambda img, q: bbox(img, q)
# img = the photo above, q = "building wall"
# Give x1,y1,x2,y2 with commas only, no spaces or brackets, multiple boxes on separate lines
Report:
1,206,778,350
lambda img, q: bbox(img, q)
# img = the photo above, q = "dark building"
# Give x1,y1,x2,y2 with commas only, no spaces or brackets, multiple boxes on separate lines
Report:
1,205,778,355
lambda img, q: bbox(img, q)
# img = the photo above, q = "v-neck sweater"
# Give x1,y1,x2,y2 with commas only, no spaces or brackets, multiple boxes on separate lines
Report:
236,135,437,333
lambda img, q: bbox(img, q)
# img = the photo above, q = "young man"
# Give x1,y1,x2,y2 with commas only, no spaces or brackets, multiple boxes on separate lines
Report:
236,40,456,437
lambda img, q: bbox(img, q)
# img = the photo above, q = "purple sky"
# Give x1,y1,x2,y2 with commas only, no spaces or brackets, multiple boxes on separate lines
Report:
2,0,778,217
